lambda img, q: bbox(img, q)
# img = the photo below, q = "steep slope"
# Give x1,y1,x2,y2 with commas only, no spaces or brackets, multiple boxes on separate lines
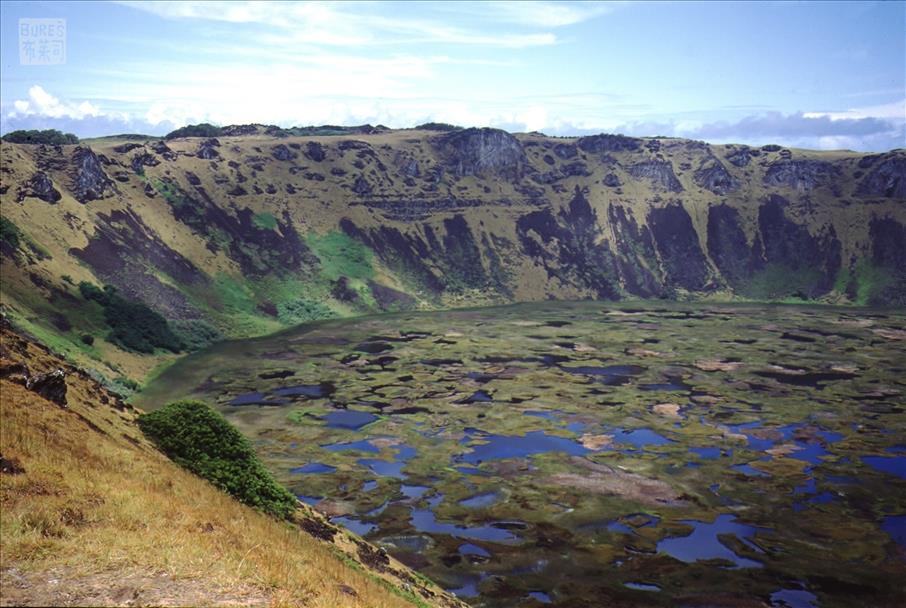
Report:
0,318,465,608
0,128,904,382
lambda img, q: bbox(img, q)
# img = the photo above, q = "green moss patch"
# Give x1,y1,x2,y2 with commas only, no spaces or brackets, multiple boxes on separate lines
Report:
252,212,278,231
741,264,823,301
307,231,375,281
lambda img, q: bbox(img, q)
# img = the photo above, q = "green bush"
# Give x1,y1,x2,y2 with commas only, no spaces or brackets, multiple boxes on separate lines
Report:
164,123,223,140
115,376,140,391
138,400,298,519
80,333,95,345
415,122,462,132
277,297,337,324
171,319,223,351
2,129,78,145
0,216,21,251
79,282,182,353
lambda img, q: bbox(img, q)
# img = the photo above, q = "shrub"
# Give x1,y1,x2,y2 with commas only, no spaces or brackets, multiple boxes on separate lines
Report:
0,216,21,251
415,122,462,132
277,297,337,325
80,333,94,345
164,123,223,140
138,400,298,519
171,319,223,351
115,376,140,391
78,282,182,353
2,129,79,145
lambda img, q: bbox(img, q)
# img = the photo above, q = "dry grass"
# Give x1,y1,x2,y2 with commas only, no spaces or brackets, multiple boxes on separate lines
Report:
0,327,459,608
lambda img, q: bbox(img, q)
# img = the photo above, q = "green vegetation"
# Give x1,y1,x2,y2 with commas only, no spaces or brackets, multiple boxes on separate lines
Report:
153,179,234,254
414,122,462,131
136,301,906,606
0,216,21,251
287,410,308,425
164,123,223,140
851,259,895,306
153,178,181,203
170,319,224,351
307,231,375,280
277,297,337,324
80,334,94,345
138,400,298,519
741,264,823,301
103,133,151,140
79,282,182,353
210,274,255,311
2,128,78,145
252,212,278,230
0,217,50,260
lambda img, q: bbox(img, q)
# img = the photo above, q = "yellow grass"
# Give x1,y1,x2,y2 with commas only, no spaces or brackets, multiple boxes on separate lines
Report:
0,328,459,607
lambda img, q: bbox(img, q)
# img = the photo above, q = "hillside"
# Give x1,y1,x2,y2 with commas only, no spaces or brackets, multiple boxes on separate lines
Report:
0,317,465,608
0,126,904,382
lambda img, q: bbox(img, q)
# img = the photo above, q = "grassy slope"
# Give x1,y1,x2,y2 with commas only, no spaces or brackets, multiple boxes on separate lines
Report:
0,133,903,387
0,321,464,608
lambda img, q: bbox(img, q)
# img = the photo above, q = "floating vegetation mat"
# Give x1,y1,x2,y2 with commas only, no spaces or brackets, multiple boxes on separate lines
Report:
138,301,906,607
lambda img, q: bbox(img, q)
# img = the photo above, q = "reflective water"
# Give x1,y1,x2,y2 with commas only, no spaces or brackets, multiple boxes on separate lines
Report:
457,430,589,464
323,409,378,430
656,514,767,568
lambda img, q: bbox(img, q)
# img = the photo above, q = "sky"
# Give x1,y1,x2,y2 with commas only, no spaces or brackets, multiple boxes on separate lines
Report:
0,1,904,151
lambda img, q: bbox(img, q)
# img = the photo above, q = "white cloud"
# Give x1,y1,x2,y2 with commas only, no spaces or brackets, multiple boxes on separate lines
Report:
609,108,905,151
477,1,621,27
803,99,906,121
118,0,561,47
6,82,904,152
6,85,104,120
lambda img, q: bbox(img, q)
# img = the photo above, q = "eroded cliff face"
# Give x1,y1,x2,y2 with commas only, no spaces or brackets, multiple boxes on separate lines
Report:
1,127,904,368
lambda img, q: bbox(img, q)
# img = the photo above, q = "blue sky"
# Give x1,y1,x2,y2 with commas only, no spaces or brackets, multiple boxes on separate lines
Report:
1,1,904,150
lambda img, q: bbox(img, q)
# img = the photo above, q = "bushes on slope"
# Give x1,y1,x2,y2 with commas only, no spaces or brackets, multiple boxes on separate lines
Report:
138,400,298,519
78,282,182,353
2,129,79,145
0,216,21,252
164,123,223,140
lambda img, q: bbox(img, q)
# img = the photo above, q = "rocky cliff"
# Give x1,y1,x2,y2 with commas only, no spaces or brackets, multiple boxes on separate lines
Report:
1,126,904,378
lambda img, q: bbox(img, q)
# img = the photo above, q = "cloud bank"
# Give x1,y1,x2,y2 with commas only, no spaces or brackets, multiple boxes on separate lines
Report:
3,85,904,152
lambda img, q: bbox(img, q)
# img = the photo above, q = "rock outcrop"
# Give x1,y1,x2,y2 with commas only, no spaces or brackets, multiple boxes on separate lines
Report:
763,159,838,192
131,151,160,174
648,203,711,290
151,140,177,161
857,155,906,198
305,141,326,162
196,138,221,160
437,128,527,181
694,158,739,195
271,144,297,162
20,172,62,203
629,160,683,192
725,146,758,167
26,369,67,406
70,147,114,203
